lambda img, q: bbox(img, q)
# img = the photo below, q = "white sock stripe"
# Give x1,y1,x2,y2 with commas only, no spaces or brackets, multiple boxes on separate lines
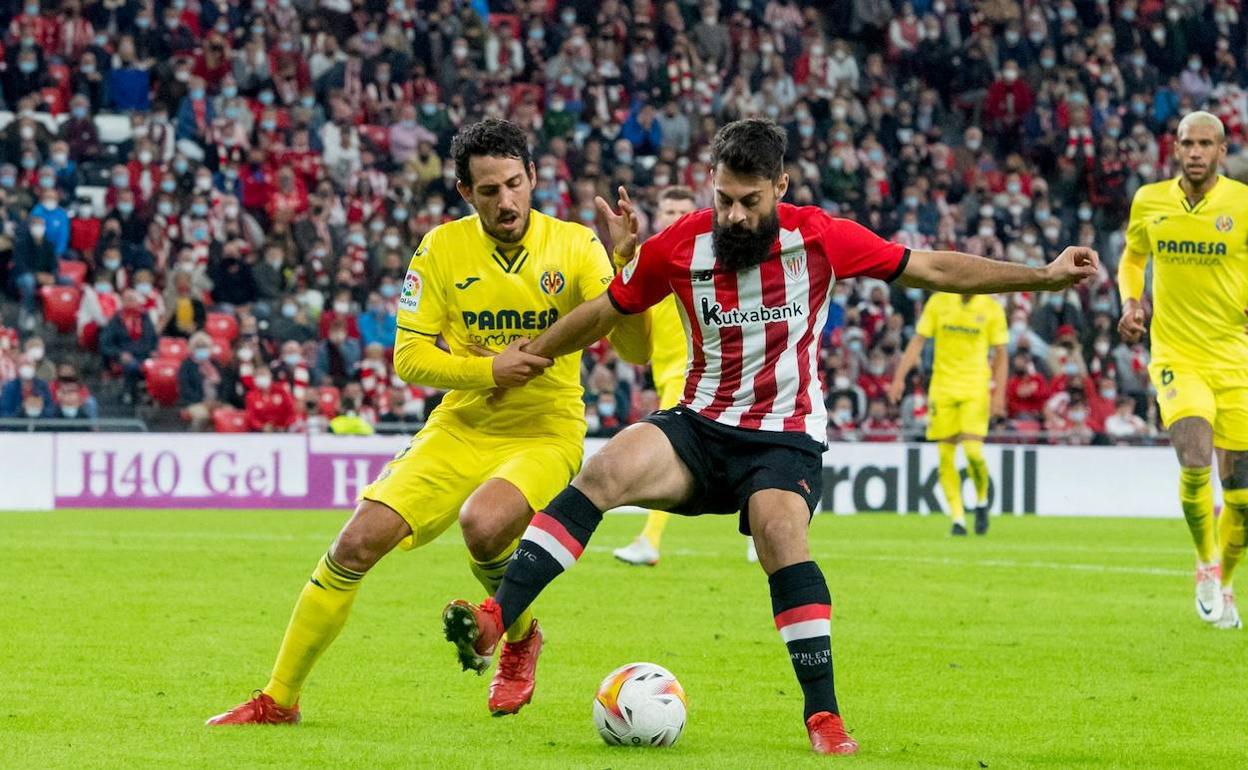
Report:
778,618,831,643
523,526,576,570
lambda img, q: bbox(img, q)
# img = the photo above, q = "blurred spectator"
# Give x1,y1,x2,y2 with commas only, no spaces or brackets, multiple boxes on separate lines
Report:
358,291,397,349
52,380,93,430
828,394,859,441
1006,352,1049,419
1105,396,1149,443
0,356,52,418
859,398,899,442
161,270,207,337
99,289,157,404
316,320,361,388
179,332,235,431
244,369,296,432
12,216,57,329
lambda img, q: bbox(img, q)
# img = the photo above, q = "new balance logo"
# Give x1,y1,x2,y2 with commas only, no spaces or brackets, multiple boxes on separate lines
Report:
699,296,806,327
455,276,481,290
692,269,714,282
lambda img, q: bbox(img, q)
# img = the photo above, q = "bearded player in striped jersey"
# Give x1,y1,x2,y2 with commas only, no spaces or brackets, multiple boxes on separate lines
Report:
441,119,1098,755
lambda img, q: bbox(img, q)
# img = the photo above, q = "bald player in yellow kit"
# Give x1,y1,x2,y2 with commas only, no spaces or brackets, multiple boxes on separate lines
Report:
1118,111,1248,629
608,187,698,566
889,292,1008,536
207,119,649,726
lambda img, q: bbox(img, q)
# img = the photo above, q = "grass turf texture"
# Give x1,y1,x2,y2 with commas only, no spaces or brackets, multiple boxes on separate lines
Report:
1,509,1237,769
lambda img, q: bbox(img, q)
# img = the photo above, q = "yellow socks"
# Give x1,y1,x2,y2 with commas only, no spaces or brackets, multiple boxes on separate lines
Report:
938,442,965,524
1179,466,1218,564
1220,489,1248,587
640,510,670,548
470,540,534,643
264,552,364,708
963,440,989,508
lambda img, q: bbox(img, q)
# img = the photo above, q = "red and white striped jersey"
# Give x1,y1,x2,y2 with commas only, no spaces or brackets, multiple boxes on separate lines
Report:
608,203,909,445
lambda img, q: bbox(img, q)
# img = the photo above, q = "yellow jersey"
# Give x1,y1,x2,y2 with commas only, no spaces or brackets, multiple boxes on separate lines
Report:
398,210,614,437
648,295,687,392
915,292,1008,400
1125,175,1248,370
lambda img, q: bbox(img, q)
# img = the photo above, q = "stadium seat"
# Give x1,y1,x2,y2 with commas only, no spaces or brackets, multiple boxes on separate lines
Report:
144,357,181,406
58,260,88,286
212,407,249,433
79,321,99,352
318,386,341,418
210,338,232,365
39,285,82,334
205,312,238,342
158,336,190,362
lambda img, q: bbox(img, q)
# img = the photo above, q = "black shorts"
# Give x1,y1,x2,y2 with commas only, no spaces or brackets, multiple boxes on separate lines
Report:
643,406,824,535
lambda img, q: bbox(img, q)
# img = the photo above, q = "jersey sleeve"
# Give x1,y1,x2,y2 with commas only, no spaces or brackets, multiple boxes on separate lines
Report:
572,226,616,303
821,216,910,282
915,296,938,338
396,230,447,336
606,226,674,314
1124,188,1152,256
987,301,1008,346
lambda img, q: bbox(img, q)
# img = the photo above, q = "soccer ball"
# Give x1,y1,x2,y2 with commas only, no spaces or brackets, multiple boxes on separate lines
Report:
592,662,687,747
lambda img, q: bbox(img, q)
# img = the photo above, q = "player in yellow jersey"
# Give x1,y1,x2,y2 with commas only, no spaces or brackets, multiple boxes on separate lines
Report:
610,187,699,567
1118,111,1248,629
207,119,651,726
888,292,1008,536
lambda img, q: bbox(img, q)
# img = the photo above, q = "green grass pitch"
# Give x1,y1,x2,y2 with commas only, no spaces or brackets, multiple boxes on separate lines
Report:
2,509,1240,769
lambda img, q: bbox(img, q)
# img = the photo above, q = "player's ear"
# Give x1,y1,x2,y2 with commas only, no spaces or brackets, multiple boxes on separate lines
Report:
456,179,473,207
527,161,537,188
774,172,789,201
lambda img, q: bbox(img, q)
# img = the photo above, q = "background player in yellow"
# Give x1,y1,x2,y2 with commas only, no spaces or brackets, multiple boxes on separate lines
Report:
1118,111,1248,629
207,119,650,726
888,292,1008,536
610,187,698,567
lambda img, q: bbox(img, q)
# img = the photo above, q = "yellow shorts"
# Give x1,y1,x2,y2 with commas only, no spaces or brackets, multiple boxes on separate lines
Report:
656,377,685,410
1149,363,1248,451
927,394,990,441
360,419,583,550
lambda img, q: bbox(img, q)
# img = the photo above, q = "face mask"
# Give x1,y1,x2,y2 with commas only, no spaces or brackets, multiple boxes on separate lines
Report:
21,157,36,169
261,119,277,132
1077,207,1093,222
1069,408,1087,422
978,226,995,238
333,301,350,314
61,405,79,417
19,365,35,380
283,353,301,367
77,205,92,218
1188,59,1201,72
95,281,113,293
349,233,366,247
1022,232,1038,246
19,60,36,74
193,347,211,362
225,106,240,120
190,88,205,100
379,283,399,299
833,409,852,423
1152,28,1165,44
1002,69,1018,83
158,201,174,216
237,347,255,361
0,176,14,188
51,152,68,166
1064,363,1079,377
193,227,208,241
254,376,272,389
382,234,401,249
966,138,981,152
118,202,134,216
104,257,121,270
330,333,346,345
192,202,208,217
23,405,42,418
136,282,153,295
1034,209,1050,223
868,149,884,164
902,221,918,233
302,95,316,109
30,225,46,239
174,159,189,175
195,177,212,192
113,175,129,189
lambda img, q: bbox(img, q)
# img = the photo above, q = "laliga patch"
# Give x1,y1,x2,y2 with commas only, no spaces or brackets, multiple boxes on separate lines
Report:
399,269,423,313
621,255,639,284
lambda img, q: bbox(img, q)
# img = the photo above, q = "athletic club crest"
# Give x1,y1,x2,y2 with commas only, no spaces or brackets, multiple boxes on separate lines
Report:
1216,215,1234,233
782,251,807,280
399,269,423,313
540,270,566,295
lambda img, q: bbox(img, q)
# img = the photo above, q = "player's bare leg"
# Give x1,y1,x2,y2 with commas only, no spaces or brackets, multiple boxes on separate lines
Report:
459,479,545,714
1169,417,1223,621
748,490,857,756
207,500,410,725
1217,450,1248,629
443,423,695,674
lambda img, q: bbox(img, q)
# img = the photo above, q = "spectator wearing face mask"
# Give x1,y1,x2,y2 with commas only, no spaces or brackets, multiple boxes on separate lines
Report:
357,291,397,349
1046,324,1088,381
100,288,158,405
271,340,312,405
0,355,53,418
316,320,361,388
31,189,70,258
160,269,207,337
1104,395,1149,443
12,216,58,330
179,332,234,431
209,246,259,308
58,95,102,161
859,397,900,442
252,246,288,305
22,337,54,382
1006,351,1049,419
245,369,296,432
319,290,362,341
52,380,93,430
267,298,317,345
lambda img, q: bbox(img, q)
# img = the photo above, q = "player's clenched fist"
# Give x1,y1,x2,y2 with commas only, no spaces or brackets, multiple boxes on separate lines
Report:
1041,246,1100,290
480,338,554,387
1117,298,1147,343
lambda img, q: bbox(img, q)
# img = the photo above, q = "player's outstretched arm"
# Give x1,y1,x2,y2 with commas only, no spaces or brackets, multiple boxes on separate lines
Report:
394,329,552,390
899,247,1099,294
886,333,927,404
524,292,624,362
605,311,652,365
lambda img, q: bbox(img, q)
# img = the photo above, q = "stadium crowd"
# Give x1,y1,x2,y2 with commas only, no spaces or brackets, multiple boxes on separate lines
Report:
0,0,1234,442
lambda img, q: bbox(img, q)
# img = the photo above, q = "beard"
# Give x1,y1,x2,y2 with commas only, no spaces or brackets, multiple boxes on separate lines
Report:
712,210,781,272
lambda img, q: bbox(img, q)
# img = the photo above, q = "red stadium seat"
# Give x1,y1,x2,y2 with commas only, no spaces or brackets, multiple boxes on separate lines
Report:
210,338,232,365
39,285,82,334
144,357,181,406
58,260,88,286
79,321,99,352
158,336,190,362
318,385,341,418
212,407,249,433
205,312,238,342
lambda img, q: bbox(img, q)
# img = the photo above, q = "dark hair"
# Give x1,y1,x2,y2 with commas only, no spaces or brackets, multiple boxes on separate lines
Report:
658,186,697,204
710,119,787,181
451,118,532,187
